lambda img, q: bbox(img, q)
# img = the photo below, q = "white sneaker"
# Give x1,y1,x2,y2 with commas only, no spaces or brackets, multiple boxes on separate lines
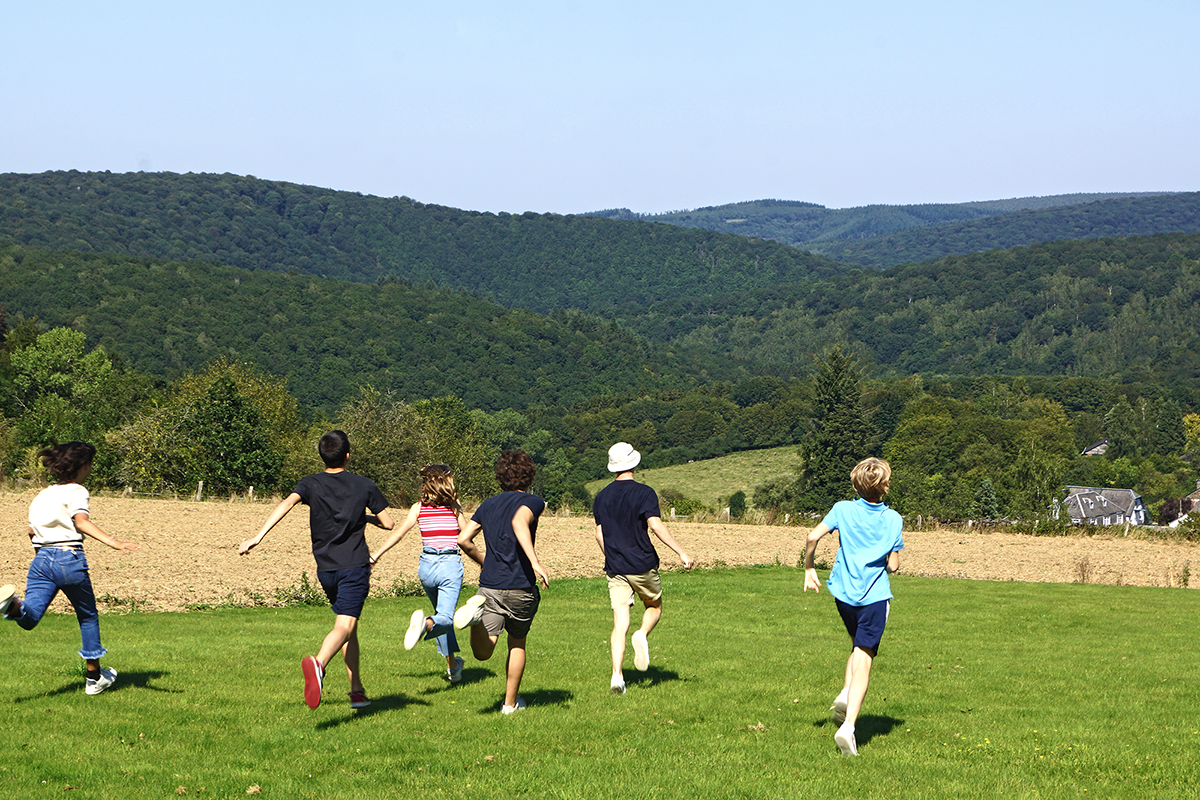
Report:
831,689,848,726
501,696,526,715
0,585,15,618
610,675,626,695
85,667,117,695
632,630,650,671
448,656,464,683
404,609,426,650
834,723,858,756
453,595,486,629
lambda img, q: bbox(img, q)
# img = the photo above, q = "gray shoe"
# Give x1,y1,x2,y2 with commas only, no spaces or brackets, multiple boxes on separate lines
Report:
448,656,464,683
86,667,117,695
831,692,848,726
610,675,626,695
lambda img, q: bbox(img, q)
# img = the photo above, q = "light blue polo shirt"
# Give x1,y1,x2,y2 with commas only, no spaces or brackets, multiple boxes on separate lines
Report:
823,497,904,607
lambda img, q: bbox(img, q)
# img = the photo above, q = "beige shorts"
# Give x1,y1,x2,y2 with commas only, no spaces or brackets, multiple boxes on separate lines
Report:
607,570,663,609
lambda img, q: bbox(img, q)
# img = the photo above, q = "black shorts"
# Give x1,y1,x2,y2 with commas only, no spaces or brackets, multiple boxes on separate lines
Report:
317,564,371,618
835,598,890,655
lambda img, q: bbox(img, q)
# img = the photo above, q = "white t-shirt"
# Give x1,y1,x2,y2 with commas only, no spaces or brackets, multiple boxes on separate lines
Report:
28,483,90,548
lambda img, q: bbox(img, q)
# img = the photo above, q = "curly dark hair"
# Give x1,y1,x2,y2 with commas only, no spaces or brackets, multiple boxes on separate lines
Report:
38,441,96,483
495,449,536,492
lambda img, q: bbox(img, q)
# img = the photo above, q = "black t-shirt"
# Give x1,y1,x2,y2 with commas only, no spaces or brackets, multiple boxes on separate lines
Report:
294,471,389,571
592,479,662,575
471,491,546,590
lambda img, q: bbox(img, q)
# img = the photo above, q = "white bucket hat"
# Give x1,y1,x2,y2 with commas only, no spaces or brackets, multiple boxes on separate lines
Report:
607,442,641,473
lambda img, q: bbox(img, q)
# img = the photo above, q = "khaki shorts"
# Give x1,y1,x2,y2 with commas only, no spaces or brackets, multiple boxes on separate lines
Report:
478,586,540,639
607,570,663,609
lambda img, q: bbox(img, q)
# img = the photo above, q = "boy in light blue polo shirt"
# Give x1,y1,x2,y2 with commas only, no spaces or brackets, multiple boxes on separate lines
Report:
804,457,904,756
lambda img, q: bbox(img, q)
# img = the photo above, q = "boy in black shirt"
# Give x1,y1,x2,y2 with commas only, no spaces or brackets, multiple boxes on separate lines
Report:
240,430,394,710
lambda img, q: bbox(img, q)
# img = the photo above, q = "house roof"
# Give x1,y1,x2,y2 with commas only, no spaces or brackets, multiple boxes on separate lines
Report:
1063,486,1142,517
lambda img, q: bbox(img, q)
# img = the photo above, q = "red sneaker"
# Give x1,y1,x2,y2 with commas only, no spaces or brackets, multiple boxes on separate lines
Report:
302,657,323,709
349,690,371,709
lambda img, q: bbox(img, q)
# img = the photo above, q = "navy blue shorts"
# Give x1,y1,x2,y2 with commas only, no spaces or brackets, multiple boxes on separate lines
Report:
317,564,372,618
835,598,890,655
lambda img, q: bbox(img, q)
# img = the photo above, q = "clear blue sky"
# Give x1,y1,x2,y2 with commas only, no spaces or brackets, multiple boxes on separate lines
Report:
4,1,1197,214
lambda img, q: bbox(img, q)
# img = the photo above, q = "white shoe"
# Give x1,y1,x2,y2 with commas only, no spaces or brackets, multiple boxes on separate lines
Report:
831,689,848,726
453,595,486,629
404,609,426,650
834,723,858,756
86,667,117,695
0,584,15,618
610,675,626,694
501,696,526,715
632,630,649,671
448,656,464,683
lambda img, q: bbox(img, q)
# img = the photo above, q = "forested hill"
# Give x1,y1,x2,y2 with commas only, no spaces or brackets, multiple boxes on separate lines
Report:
665,232,1200,400
0,245,743,414
0,171,849,314
589,192,1200,269
806,193,1200,268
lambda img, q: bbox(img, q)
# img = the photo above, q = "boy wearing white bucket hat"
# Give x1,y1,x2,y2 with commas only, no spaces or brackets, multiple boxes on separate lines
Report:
592,442,694,694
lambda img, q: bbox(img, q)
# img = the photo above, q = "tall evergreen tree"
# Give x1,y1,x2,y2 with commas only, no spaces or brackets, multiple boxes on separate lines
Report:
795,347,876,512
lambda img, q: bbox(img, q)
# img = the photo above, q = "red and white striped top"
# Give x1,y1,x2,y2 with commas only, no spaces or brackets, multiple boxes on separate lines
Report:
418,505,460,551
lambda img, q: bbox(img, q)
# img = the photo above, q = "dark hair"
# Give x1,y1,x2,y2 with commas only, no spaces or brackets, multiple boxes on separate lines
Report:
318,430,351,468
495,449,536,492
420,463,460,510
38,441,96,483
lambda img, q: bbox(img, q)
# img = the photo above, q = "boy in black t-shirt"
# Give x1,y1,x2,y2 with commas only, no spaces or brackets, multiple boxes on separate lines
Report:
454,450,549,715
240,430,394,710
592,442,693,694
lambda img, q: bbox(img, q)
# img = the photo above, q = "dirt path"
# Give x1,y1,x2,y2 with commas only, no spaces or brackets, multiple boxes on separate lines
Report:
1,491,1195,612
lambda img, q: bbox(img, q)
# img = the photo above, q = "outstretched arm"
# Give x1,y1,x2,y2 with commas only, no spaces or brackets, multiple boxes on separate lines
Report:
647,516,694,568
73,513,140,551
803,522,832,592
458,519,485,567
370,503,417,564
240,493,301,554
512,505,549,588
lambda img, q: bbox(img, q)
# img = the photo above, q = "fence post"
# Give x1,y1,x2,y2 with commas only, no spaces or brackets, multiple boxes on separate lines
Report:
195,481,204,502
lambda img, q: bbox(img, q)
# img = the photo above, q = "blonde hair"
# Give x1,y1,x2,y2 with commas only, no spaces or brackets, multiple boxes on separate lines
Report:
420,463,460,511
850,457,891,502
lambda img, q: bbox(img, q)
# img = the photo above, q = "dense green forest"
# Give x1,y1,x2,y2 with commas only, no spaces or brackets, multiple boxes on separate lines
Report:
3,171,1200,525
0,171,849,314
588,192,1189,266
806,193,1200,268
0,245,741,414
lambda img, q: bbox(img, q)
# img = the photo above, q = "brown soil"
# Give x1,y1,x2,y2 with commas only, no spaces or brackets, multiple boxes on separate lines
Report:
2,491,1195,612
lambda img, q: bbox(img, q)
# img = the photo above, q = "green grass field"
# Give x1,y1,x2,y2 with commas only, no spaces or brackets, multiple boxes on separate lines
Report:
3,568,1198,798
584,447,800,510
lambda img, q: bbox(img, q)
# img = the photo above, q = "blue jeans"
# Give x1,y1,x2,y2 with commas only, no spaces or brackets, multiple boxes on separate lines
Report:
418,551,463,657
13,548,107,660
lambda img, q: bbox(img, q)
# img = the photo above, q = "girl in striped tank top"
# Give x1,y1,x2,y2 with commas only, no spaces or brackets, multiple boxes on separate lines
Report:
370,464,468,682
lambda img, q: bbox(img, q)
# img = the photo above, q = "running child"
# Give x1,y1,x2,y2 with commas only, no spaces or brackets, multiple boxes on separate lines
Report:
0,442,140,695
453,450,549,714
239,430,394,710
370,463,468,683
803,456,904,756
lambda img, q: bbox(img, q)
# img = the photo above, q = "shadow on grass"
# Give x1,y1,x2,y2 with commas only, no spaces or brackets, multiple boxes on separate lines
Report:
415,666,496,694
316,692,432,728
478,687,574,715
812,713,904,746
14,669,175,702
631,665,682,689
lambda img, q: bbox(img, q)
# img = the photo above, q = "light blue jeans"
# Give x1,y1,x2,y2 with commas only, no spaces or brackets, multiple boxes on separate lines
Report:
12,547,107,660
418,550,463,657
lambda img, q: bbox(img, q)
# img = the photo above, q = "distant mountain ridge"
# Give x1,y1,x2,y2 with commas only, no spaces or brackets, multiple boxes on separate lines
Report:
0,170,849,315
587,192,1197,268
